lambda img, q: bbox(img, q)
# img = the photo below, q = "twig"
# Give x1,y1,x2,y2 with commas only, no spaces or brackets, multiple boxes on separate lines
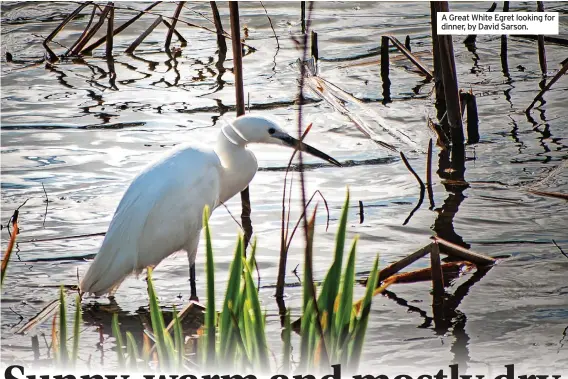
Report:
426,139,435,209
165,2,185,53
106,3,117,89
44,1,93,61
526,58,568,112
400,151,426,192
2,210,20,285
552,240,568,259
81,2,161,54
125,16,162,54
210,2,227,52
432,236,495,266
260,1,280,49
65,3,98,56
536,1,547,74
73,3,113,55
229,2,253,251
221,203,244,231
41,182,49,227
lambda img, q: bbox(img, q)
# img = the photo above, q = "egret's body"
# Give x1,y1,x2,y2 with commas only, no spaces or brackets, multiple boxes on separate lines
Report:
80,115,339,296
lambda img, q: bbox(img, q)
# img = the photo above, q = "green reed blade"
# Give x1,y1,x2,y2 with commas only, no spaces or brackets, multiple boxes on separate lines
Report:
112,313,125,368
350,256,379,371
172,306,184,367
219,236,244,359
333,237,358,359
58,287,68,366
72,294,81,366
243,256,269,370
125,331,139,369
147,268,169,368
203,206,216,364
317,190,350,340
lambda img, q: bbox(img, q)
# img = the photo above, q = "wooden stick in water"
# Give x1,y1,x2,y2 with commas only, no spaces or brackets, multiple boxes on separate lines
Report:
537,1,547,74
125,16,162,54
433,236,495,266
526,58,568,112
229,1,253,250
82,2,161,54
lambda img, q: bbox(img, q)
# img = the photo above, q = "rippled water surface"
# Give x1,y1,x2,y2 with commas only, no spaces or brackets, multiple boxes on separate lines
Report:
1,1,567,372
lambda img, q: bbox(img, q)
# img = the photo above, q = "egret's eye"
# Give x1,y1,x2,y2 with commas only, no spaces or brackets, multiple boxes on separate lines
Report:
268,127,276,135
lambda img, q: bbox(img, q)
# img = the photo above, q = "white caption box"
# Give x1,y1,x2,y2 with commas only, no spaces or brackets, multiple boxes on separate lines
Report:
437,12,559,35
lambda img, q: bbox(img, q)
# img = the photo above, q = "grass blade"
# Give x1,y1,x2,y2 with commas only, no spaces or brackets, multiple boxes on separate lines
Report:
282,308,291,374
72,295,81,366
58,287,68,366
172,306,184,367
350,256,380,371
219,236,244,360
112,313,125,368
203,206,216,365
317,190,350,341
333,237,358,360
147,268,169,368
126,331,139,369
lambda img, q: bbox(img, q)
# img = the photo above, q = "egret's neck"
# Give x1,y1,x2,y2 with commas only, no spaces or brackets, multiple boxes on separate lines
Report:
215,126,258,204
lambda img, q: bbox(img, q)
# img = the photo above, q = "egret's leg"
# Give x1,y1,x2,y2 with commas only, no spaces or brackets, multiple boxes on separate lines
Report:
190,263,198,301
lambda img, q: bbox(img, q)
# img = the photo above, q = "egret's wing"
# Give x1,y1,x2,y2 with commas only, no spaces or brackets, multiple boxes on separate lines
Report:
80,147,221,296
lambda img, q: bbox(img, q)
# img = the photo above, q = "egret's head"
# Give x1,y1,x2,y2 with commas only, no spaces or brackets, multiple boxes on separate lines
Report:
226,115,341,166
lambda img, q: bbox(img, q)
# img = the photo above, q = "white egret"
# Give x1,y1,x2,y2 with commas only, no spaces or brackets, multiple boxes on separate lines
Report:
80,115,340,298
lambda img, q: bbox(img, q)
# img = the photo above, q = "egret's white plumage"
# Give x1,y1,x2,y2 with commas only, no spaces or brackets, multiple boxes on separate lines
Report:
80,115,339,296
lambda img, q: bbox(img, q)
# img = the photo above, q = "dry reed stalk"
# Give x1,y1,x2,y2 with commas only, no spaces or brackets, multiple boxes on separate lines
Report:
72,3,113,55
311,31,318,61
537,1,547,74
436,2,465,179
460,91,479,144
82,2,161,54
430,242,445,296
426,139,435,209
65,4,97,56
432,236,495,265
500,2,510,75
400,152,426,192
106,3,116,88
526,58,568,112
380,36,391,103
358,200,364,224
430,2,445,115
229,2,253,249
162,19,188,47
125,16,162,54
527,189,568,201
301,1,306,34
276,124,314,298
368,261,472,285
405,35,411,51
165,2,185,53
43,1,93,61
377,243,433,282
1,210,19,285
385,35,433,79
210,2,227,52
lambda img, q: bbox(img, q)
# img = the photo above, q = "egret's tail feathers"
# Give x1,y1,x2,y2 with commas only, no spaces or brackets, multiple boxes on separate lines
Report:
80,246,138,297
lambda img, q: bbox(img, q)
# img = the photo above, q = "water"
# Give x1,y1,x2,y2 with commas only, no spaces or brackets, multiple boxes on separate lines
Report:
1,1,567,372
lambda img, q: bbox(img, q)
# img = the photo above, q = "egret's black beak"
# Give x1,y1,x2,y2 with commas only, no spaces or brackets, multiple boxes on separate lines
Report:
275,133,341,167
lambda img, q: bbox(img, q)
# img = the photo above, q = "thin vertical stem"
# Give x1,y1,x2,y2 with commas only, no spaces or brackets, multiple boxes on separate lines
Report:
500,2,510,76
437,1,465,180
210,2,227,52
381,35,391,104
165,2,185,53
537,1,547,74
431,2,446,121
229,1,253,250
